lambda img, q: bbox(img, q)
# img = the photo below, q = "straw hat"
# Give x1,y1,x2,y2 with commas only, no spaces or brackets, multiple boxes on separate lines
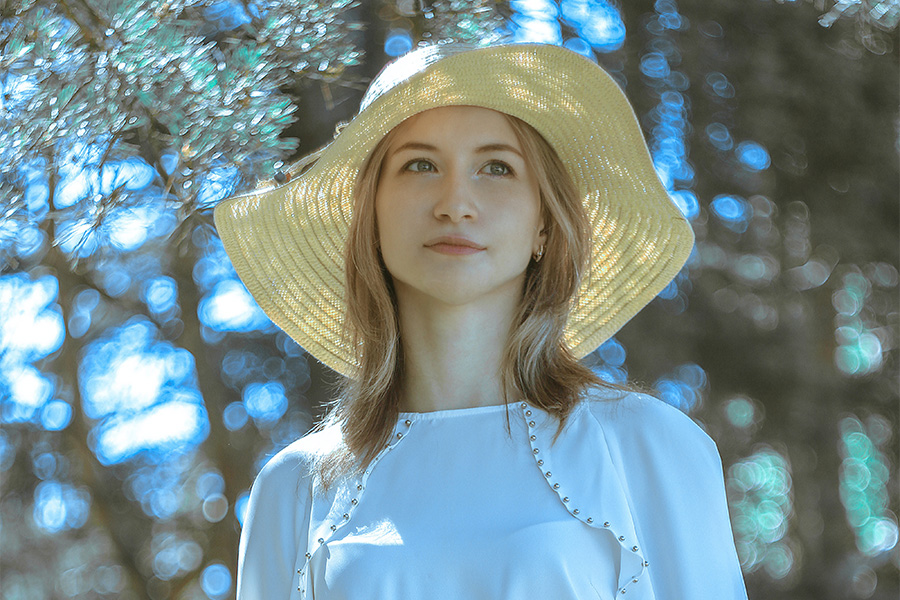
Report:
213,43,695,377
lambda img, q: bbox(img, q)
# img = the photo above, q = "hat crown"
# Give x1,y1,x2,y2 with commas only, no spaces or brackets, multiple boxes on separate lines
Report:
359,42,480,113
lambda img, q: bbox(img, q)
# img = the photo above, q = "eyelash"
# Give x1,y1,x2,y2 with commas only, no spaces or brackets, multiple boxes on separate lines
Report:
402,159,515,177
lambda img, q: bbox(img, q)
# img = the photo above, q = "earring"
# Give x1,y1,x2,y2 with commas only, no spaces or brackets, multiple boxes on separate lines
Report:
533,245,544,262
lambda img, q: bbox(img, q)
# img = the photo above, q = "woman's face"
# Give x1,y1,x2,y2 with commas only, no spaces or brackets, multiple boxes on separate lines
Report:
375,105,545,308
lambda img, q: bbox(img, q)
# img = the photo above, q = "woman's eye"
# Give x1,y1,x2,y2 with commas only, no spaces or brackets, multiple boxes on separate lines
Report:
404,159,434,173
483,161,512,177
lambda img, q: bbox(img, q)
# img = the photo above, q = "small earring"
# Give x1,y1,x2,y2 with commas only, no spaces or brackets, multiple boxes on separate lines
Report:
533,245,544,262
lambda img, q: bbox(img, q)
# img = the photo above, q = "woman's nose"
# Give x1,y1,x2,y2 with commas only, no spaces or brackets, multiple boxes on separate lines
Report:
432,172,477,222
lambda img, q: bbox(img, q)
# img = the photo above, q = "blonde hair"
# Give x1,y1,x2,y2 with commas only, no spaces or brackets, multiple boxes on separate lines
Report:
308,111,610,492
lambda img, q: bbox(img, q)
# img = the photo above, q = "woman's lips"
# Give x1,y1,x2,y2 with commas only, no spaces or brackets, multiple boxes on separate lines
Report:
427,243,485,255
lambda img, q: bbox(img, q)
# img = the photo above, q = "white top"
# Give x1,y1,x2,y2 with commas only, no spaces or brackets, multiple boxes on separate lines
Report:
310,403,621,599
237,390,749,600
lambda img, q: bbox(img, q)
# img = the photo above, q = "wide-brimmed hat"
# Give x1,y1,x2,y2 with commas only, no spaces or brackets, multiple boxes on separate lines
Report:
213,42,695,377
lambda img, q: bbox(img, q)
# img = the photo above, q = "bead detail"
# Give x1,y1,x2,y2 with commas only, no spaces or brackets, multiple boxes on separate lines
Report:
525,410,532,416
520,402,527,408
632,546,639,552
618,536,626,542
573,509,580,515
586,517,593,523
305,552,311,559
533,448,540,455
318,538,325,544
330,525,336,531
396,432,403,439
643,561,650,567
553,483,560,489
405,419,411,426
351,499,358,505
530,435,536,441
632,578,639,583
545,471,552,478
343,513,350,520
537,459,544,466
604,521,610,527
529,420,536,427
357,484,363,491
563,496,569,502
297,569,301,574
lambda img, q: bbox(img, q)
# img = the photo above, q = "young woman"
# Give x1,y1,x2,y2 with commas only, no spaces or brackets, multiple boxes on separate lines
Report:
215,43,748,599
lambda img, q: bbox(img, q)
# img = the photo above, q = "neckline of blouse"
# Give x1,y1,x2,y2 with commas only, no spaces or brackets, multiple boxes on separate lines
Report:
398,401,525,420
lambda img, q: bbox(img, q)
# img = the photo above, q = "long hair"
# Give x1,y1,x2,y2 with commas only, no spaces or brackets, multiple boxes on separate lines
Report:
308,112,611,492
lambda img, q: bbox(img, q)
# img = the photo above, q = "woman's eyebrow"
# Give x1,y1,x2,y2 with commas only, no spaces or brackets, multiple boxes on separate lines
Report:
390,141,524,158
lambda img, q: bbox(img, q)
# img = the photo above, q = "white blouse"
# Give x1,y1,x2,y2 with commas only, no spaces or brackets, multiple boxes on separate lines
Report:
309,403,621,598
237,389,749,600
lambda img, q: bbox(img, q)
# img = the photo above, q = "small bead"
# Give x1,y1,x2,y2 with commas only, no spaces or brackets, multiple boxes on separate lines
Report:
405,419,411,426
586,517,593,523
396,432,403,439
573,509,580,515
620,590,626,595
545,471,552,478
520,402,527,408
330,525,336,531
318,538,324,544
533,448,540,455
553,483,560,489
632,546,639,552
632,578,639,583
343,513,350,520
297,569,302,574
529,420,536,427
643,561,650,567
298,586,302,592
351,499,358,505
537,459,544,466
357,484,363,491
604,521,610,527
525,410,532,416
563,496,569,502
530,435,536,441
305,552,311,559
618,536,625,542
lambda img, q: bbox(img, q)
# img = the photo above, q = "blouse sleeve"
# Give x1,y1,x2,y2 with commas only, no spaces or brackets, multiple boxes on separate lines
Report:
237,441,312,600
591,393,749,599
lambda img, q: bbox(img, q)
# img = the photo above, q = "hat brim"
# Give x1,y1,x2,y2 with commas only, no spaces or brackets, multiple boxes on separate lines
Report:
214,43,695,377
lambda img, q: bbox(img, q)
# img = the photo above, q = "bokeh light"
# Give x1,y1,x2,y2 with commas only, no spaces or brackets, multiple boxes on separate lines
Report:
79,318,208,464
33,481,91,533
838,415,898,556
654,363,707,413
385,29,413,56
727,447,795,578
200,563,232,600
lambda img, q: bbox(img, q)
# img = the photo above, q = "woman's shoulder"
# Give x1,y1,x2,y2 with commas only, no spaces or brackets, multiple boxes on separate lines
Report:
253,424,341,486
578,384,717,452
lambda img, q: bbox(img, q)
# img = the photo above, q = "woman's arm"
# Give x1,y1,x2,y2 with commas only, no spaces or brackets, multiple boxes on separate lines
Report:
237,441,312,600
591,393,749,599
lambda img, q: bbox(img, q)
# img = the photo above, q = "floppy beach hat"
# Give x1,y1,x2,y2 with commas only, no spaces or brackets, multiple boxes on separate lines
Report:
214,42,695,377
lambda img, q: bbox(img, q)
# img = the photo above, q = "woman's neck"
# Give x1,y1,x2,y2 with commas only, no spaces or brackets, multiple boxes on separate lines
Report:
394,290,518,413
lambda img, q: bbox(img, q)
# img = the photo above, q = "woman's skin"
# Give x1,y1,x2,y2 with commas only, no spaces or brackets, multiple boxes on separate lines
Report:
375,105,546,413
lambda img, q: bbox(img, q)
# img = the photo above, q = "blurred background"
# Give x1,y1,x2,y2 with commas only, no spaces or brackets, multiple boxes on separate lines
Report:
0,0,897,598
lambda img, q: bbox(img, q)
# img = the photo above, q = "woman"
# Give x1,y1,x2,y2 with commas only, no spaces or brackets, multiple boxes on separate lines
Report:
215,43,748,599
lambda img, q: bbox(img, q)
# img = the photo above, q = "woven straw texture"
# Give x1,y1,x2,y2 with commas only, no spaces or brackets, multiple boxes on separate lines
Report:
214,43,695,377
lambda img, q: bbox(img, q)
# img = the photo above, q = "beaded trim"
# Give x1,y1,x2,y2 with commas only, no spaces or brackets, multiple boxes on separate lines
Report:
517,401,647,595
294,418,414,596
